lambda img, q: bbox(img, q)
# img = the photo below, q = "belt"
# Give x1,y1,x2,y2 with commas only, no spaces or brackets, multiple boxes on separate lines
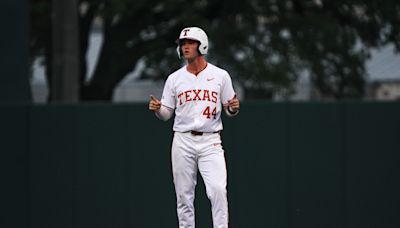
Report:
190,130,219,136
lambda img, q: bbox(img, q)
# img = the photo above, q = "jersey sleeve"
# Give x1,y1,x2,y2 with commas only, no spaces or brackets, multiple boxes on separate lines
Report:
161,76,176,109
220,71,236,105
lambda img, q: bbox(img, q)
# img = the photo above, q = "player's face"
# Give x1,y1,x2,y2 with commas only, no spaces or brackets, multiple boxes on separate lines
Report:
180,39,200,60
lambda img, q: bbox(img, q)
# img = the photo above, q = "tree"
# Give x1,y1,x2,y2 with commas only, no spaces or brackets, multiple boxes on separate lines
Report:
30,0,400,101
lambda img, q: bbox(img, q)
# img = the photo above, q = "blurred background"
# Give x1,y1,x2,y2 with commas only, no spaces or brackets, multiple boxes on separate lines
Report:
26,0,400,104
1,1,400,228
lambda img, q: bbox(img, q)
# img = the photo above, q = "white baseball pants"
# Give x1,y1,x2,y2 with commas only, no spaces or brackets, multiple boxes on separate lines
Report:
171,131,228,228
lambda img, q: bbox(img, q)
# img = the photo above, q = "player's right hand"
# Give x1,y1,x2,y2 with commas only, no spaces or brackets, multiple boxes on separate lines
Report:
149,95,161,111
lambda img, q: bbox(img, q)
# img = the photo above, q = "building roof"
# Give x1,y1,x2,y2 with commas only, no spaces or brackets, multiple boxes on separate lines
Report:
366,44,400,82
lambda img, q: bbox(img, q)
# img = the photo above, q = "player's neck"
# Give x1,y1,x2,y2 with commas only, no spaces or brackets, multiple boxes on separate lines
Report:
186,56,207,76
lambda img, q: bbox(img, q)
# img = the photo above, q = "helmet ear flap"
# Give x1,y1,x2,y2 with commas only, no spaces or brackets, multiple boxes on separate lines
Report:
176,46,182,59
199,44,207,55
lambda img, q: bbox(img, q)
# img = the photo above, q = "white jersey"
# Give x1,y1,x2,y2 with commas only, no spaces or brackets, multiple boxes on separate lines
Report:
161,63,236,133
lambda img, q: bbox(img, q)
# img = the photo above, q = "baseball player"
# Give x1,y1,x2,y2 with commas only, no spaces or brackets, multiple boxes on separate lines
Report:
148,26,239,228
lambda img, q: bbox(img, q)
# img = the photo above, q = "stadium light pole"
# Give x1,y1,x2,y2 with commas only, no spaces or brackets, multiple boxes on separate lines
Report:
51,0,80,103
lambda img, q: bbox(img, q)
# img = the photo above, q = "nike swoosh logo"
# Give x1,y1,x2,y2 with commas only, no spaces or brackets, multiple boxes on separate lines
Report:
207,78,214,81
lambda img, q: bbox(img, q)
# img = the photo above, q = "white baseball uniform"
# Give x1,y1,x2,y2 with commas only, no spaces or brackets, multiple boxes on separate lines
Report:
159,62,236,228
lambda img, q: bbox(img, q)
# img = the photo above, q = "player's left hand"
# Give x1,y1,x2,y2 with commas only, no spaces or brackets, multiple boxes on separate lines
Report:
228,94,240,112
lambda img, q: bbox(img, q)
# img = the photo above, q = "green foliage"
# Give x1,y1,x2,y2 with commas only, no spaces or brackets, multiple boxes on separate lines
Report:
30,0,400,100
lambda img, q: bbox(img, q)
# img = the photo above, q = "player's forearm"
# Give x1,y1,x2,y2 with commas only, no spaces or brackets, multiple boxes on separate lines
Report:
155,105,174,121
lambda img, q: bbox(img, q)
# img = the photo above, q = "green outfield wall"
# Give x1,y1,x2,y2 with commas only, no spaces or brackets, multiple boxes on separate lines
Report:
0,0,31,103
1,102,399,228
